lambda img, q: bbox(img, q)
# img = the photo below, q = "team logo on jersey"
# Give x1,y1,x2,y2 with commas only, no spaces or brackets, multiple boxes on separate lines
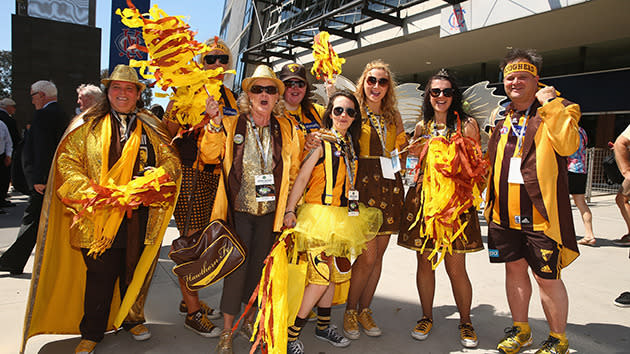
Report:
540,249,553,262
500,126,509,135
540,265,552,273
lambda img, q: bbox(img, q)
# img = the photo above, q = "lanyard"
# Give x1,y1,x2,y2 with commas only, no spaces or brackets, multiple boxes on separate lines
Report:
248,115,271,171
290,113,307,133
366,106,388,156
510,106,531,157
333,129,357,190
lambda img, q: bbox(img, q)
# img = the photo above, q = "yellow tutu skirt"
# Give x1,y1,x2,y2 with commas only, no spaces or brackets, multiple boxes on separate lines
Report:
293,203,383,258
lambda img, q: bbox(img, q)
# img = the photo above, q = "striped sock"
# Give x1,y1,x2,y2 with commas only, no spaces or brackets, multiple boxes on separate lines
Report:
317,307,331,331
288,316,307,342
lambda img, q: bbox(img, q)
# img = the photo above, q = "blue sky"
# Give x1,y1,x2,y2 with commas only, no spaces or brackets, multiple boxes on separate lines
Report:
1,0,224,106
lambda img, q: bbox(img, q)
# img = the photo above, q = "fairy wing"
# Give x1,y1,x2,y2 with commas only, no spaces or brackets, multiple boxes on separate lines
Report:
311,74,357,106
396,83,423,134
462,81,506,150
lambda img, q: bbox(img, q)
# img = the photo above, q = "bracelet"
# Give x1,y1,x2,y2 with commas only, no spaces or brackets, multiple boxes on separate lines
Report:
284,210,296,216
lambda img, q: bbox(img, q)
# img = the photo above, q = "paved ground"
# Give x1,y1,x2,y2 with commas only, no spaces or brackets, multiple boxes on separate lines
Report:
1,190,629,354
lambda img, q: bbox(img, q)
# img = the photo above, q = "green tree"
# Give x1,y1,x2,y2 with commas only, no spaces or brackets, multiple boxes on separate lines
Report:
0,50,12,98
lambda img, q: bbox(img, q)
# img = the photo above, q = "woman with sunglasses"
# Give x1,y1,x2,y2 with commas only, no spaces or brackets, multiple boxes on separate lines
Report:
164,38,238,338
197,65,299,354
401,69,483,348
283,90,382,354
279,63,326,154
343,59,407,339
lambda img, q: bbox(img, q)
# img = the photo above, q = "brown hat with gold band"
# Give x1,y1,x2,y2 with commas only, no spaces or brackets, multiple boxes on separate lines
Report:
278,63,307,82
242,65,285,95
101,64,146,92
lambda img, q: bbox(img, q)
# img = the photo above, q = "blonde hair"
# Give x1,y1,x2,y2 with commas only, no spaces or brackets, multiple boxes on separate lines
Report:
237,91,285,118
355,59,399,125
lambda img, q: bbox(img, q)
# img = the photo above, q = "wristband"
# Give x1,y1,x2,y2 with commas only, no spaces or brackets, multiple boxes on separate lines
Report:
284,210,296,216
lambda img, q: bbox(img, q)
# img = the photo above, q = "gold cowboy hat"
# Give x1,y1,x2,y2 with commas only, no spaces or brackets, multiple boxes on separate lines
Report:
242,65,285,95
101,64,146,92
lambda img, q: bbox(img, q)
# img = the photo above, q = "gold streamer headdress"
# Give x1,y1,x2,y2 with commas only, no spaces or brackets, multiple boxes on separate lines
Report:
116,0,234,128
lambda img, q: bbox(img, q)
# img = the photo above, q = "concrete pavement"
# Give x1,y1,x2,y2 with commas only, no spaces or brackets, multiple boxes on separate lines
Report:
1,190,629,354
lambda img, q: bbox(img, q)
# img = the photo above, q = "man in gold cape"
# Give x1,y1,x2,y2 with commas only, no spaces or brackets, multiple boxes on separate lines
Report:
20,65,180,354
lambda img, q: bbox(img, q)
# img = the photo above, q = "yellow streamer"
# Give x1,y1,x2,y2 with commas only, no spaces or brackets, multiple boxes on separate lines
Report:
116,2,235,127
311,31,345,82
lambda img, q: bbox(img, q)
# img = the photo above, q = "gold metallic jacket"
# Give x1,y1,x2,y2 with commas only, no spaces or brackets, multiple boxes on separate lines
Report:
56,112,180,248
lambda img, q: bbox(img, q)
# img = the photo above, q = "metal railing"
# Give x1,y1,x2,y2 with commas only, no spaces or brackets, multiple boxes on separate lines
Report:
585,147,621,201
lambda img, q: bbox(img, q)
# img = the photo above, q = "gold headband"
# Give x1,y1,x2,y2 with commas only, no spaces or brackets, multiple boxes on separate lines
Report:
503,62,537,77
213,42,229,55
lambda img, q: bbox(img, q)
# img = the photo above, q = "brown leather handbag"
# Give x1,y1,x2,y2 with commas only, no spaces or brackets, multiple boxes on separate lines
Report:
169,219,246,291
168,155,246,291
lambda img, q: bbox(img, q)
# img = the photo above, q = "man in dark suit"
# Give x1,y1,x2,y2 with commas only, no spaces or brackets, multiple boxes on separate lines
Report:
0,98,19,206
0,81,67,275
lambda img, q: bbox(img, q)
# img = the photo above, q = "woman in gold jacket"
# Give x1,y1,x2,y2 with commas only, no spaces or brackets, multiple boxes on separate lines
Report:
198,65,299,354
21,65,180,354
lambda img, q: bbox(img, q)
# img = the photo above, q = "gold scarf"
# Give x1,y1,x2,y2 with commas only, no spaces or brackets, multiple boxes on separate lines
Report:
88,114,143,256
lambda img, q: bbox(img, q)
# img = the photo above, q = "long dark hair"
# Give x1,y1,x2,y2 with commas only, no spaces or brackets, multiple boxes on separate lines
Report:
422,69,465,131
323,90,361,155
299,79,316,114
85,86,170,145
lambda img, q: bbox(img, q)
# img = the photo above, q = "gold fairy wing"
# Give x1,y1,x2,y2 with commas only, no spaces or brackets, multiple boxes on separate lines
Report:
395,83,423,134
311,74,357,106
462,81,506,150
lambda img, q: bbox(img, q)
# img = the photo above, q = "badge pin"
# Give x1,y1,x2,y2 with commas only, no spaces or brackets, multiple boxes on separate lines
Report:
234,134,244,144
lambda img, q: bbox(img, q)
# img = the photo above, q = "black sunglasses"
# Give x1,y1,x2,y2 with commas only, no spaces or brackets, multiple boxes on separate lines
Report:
429,88,455,98
366,76,389,86
250,85,278,94
284,80,306,88
204,54,229,65
332,106,357,117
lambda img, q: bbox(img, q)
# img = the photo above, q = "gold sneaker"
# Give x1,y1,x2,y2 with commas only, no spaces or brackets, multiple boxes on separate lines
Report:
459,323,479,348
217,330,233,354
343,309,360,340
240,320,254,341
411,317,433,341
497,326,533,354
75,339,97,354
129,324,151,341
535,335,569,354
358,308,382,337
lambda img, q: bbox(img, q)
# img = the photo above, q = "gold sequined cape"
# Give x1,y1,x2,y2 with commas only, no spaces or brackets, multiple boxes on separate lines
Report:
20,112,181,353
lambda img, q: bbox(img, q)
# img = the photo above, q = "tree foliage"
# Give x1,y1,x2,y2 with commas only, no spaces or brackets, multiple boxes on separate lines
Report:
0,50,12,98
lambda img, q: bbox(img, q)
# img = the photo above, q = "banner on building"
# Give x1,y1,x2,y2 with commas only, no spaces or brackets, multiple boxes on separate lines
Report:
440,0,590,37
108,0,150,74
